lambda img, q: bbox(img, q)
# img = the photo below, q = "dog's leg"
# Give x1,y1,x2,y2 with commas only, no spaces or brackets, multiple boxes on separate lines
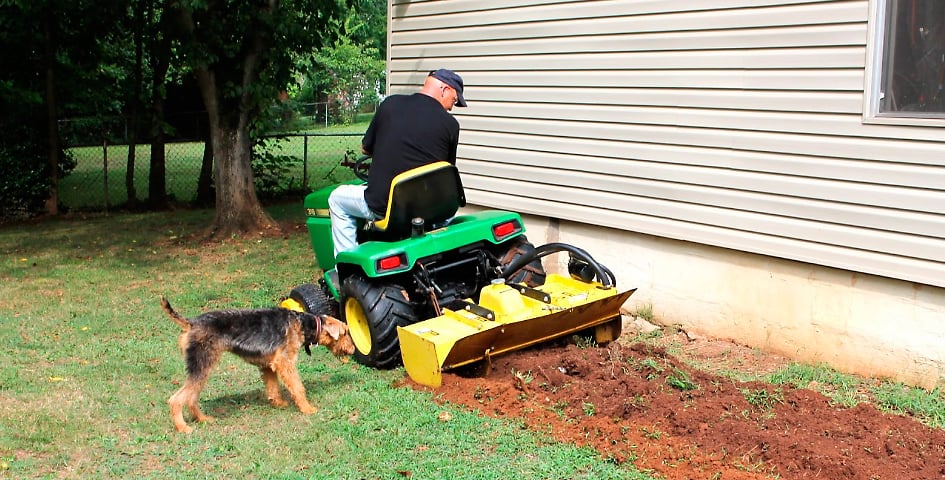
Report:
185,377,215,425
260,366,289,408
169,375,217,433
168,385,194,434
169,374,216,433
270,352,317,415
169,342,221,433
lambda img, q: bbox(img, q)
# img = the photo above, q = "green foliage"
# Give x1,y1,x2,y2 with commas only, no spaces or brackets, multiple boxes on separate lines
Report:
0,0,119,219
638,357,663,373
666,368,699,391
0,0,386,221
573,334,598,349
741,387,784,411
312,7,386,125
0,90,78,220
632,303,654,322
350,0,387,58
174,0,346,129
251,136,304,199
0,128,53,220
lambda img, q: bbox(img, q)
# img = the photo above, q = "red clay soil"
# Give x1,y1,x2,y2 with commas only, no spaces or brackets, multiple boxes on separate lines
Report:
421,334,945,480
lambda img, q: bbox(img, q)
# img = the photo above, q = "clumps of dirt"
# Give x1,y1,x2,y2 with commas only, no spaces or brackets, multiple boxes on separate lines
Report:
423,337,945,479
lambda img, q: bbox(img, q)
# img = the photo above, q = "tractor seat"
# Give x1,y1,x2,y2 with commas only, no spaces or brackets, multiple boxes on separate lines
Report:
367,161,466,239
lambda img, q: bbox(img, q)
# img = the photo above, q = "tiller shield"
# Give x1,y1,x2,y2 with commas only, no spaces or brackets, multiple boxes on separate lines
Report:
398,273,636,388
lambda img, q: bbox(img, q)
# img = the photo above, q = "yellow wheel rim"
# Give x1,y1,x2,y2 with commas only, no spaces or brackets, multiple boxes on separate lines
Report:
345,298,372,354
280,298,305,312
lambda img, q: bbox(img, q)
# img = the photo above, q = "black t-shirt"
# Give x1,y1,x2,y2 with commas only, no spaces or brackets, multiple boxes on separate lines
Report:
362,93,460,216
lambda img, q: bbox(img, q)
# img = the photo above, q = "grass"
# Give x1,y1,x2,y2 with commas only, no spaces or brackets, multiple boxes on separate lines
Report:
0,205,655,479
767,362,867,407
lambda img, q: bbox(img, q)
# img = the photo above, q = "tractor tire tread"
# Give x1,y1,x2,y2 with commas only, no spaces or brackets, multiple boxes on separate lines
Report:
289,282,339,317
341,276,416,369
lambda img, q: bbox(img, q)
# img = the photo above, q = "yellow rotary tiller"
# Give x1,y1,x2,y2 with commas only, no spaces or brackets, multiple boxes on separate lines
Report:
398,272,635,388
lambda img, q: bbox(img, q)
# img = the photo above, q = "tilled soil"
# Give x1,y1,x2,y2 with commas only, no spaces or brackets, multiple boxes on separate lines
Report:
418,332,945,479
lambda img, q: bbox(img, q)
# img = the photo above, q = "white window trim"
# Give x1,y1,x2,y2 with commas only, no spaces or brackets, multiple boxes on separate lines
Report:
863,0,945,127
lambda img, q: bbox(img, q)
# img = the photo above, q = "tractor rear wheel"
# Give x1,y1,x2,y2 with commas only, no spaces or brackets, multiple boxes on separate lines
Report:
499,236,546,287
340,276,417,369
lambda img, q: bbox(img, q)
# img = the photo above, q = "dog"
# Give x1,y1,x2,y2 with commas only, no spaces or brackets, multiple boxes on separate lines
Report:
161,296,355,433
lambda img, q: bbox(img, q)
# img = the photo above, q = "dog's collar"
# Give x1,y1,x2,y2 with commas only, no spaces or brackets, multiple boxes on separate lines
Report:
302,313,323,356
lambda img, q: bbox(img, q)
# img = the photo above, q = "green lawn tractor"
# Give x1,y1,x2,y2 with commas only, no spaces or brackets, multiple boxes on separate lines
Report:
282,156,635,388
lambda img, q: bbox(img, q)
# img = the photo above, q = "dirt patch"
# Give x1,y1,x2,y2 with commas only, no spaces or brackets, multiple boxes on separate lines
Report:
422,328,945,479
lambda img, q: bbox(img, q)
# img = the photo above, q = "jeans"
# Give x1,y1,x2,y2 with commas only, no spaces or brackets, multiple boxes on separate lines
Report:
327,184,378,256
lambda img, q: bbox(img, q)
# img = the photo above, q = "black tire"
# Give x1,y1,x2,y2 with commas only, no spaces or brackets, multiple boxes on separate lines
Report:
499,236,546,287
288,282,339,317
340,276,417,369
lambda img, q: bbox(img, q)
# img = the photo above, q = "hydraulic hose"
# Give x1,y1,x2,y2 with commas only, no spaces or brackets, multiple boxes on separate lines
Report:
500,242,615,288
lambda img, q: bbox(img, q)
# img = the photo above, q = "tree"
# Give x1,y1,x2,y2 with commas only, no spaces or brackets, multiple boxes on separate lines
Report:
313,8,385,125
170,0,345,238
0,0,126,218
350,0,387,65
124,0,145,209
146,1,174,209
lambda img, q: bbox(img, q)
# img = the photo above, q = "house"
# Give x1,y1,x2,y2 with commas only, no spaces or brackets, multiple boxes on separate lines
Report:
387,0,945,388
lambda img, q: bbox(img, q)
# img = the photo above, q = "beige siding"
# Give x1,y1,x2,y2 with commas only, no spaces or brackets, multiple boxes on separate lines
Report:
389,0,945,288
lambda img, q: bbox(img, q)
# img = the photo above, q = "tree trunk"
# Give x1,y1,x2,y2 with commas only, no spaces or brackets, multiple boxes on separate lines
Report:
175,3,279,238
125,0,144,209
147,4,171,209
207,125,276,237
42,13,60,215
195,133,214,206
148,96,168,208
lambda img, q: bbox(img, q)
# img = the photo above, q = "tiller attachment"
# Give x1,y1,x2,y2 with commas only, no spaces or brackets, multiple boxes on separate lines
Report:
399,242,635,388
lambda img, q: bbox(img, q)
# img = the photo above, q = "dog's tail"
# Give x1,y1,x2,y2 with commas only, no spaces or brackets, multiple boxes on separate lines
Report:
161,296,190,330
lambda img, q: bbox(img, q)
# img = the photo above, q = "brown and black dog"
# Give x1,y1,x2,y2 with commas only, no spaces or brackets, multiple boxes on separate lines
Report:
161,297,354,433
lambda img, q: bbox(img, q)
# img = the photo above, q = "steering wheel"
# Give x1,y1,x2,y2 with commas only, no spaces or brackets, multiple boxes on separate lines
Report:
354,154,371,182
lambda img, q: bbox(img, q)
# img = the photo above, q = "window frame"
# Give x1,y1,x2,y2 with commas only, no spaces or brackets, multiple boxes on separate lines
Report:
864,0,945,126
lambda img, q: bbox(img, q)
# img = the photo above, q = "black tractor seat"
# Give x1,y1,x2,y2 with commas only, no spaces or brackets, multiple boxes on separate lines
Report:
364,161,466,241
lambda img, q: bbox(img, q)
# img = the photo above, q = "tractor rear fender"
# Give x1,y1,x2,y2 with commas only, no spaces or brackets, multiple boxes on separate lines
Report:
333,210,527,281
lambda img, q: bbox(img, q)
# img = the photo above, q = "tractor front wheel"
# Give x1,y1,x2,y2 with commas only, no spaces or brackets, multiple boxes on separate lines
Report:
282,282,338,317
340,276,417,369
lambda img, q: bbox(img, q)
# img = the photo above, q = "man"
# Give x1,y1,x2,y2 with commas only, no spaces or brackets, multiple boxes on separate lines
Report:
328,68,467,255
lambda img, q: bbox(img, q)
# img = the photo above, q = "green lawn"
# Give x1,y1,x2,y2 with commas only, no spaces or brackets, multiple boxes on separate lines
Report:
0,206,656,479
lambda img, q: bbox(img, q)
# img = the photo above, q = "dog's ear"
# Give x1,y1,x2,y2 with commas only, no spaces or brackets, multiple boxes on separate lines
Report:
322,316,344,341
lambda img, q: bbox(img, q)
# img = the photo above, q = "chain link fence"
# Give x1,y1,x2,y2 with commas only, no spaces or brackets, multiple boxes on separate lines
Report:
59,126,364,211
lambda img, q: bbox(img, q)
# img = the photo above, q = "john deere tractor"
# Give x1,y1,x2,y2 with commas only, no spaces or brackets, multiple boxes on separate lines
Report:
283,156,634,387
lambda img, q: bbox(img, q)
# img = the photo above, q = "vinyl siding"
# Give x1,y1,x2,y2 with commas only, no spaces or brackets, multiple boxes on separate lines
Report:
388,0,945,288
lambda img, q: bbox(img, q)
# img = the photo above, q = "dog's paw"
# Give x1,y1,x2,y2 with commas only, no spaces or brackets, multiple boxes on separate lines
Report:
175,424,194,434
195,414,216,424
270,398,289,408
299,405,318,415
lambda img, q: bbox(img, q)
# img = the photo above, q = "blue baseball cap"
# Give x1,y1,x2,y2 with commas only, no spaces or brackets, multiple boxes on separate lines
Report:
428,69,467,107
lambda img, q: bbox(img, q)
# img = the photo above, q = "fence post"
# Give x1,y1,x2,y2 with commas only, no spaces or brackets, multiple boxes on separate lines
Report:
102,139,109,212
302,134,309,188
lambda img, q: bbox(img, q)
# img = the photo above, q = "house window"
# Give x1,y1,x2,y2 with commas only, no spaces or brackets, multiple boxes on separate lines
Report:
873,0,945,119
